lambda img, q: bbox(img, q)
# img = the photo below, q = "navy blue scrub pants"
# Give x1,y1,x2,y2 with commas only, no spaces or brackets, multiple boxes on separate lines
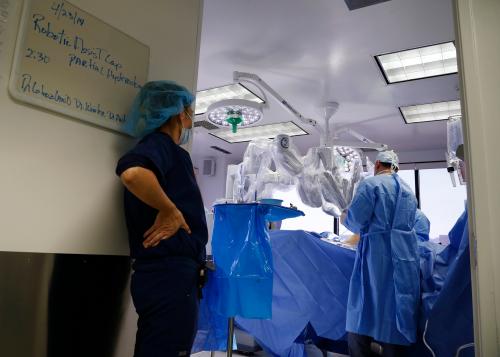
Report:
131,257,200,357
348,333,407,357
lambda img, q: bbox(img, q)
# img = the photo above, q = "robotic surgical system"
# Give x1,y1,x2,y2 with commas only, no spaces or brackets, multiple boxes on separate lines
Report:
219,72,389,217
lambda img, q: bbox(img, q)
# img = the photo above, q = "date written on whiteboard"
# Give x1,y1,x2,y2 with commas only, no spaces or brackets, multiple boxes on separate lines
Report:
25,47,50,63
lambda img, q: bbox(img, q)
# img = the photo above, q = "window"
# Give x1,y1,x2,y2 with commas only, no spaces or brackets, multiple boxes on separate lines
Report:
419,168,467,240
271,168,467,242
398,170,416,194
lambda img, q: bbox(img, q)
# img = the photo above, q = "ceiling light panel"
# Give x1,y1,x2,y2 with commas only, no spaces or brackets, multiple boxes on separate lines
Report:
376,42,457,83
210,121,308,143
400,100,461,124
195,83,264,115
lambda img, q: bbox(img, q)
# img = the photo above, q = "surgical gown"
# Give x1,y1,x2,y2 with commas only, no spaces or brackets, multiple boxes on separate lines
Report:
415,209,474,357
414,209,430,242
344,174,419,346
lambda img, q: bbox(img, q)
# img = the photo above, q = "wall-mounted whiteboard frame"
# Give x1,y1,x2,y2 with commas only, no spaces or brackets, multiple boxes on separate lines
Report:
8,0,150,134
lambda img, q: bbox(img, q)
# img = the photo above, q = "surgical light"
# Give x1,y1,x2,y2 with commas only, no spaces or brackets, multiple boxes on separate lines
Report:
210,121,307,143
375,42,457,84
206,99,264,133
195,83,265,115
400,100,461,124
335,146,360,173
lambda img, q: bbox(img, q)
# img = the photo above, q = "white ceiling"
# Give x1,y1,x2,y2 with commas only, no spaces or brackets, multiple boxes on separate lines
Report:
192,0,459,161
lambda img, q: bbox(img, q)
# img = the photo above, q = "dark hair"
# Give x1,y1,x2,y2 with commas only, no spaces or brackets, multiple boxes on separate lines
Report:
379,161,399,172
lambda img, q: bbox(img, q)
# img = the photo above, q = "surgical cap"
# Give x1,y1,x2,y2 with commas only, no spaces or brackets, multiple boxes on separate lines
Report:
376,150,399,169
123,81,195,138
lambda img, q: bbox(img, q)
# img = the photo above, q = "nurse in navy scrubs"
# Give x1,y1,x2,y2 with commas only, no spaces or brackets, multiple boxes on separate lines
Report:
116,81,207,357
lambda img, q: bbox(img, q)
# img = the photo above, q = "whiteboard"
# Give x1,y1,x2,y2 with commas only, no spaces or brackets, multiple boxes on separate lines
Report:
8,0,149,134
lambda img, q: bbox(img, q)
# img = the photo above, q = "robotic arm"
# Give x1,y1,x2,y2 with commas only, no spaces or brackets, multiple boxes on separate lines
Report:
230,134,369,217
223,71,387,216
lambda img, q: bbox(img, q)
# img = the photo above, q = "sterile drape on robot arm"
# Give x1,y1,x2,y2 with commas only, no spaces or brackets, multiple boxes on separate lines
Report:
447,116,463,159
233,140,271,202
255,168,290,200
229,133,368,216
319,147,364,211
271,135,304,176
364,156,375,178
322,200,343,218
446,116,466,186
348,159,362,200
297,148,325,208
231,139,297,202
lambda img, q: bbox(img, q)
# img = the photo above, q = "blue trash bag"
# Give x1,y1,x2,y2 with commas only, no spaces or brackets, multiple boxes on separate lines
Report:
206,203,303,319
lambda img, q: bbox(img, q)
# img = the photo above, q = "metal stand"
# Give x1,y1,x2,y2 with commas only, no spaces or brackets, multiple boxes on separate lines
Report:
226,317,235,357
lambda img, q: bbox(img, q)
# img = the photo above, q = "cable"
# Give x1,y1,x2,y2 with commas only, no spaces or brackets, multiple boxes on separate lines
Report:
423,320,436,357
455,342,474,357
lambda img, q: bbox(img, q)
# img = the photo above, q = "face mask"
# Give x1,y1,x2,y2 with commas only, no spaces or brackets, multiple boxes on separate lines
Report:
179,109,193,145
179,127,192,145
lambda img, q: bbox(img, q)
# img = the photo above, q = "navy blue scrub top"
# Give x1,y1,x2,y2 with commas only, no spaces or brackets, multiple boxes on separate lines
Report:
116,132,207,263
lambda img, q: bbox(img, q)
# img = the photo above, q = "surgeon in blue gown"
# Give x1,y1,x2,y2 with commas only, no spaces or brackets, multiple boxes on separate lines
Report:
414,209,431,242
341,151,419,357
116,81,208,357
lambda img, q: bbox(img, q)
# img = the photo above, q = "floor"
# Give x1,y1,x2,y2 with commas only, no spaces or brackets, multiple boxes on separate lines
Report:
192,349,348,357
192,352,266,357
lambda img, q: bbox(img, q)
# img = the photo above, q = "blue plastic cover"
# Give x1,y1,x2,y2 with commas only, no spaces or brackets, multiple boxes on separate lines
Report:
412,210,474,357
236,230,355,356
196,213,473,355
208,203,303,319
192,270,230,353
236,227,472,356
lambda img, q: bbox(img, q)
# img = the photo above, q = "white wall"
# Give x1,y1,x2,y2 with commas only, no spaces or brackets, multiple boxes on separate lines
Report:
193,155,237,207
0,0,203,255
454,0,500,355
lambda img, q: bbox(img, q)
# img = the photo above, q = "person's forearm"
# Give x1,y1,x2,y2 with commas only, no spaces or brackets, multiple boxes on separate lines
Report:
340,209,348,225
120,167,175,212
344,234,360,246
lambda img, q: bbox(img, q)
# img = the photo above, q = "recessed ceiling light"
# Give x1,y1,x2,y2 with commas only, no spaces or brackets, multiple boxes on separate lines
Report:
195,83,264,115
209,121,308,143
400,100,461,124
376,42,457,84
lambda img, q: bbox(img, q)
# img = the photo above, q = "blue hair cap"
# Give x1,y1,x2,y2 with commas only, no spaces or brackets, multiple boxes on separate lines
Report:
123,80,195,138
376,150,399,169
